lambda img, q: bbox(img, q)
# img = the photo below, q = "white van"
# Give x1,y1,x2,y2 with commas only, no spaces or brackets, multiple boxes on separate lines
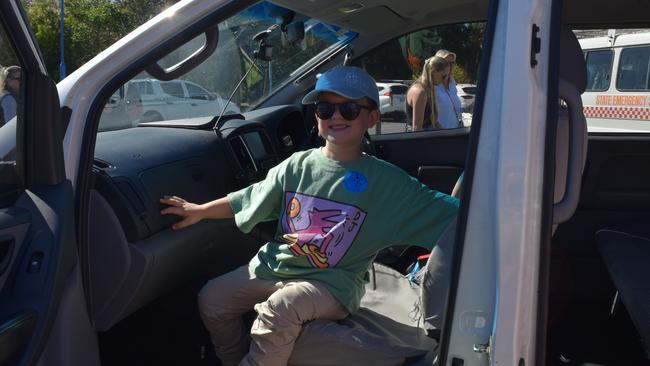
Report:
580,32,650,132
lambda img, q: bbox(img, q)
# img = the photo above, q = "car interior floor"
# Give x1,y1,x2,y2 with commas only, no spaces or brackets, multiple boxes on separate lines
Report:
97,277,222,366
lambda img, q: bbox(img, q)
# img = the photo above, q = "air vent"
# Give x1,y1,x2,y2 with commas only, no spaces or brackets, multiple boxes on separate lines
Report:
229,136,257,173
93,158,115,170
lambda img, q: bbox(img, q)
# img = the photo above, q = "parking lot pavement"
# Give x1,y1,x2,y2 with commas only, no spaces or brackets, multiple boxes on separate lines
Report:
371,121,407,135
371,114,474,135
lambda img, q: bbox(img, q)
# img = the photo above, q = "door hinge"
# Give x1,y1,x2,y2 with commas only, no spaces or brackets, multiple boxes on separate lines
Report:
531,24,541,68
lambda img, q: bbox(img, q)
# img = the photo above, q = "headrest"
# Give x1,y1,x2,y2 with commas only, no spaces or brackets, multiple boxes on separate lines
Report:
560,28,587,93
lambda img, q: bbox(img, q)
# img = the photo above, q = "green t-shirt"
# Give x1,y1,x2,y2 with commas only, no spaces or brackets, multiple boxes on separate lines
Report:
227,148,459,312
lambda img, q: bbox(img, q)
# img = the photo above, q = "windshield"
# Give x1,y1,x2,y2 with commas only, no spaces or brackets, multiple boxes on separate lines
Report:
98,1,356,132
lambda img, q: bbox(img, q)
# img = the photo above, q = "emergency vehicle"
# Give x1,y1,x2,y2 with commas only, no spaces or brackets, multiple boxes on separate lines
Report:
580,31,650,132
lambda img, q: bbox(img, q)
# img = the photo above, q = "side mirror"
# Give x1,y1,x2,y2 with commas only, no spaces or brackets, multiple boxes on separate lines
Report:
108,96,120,106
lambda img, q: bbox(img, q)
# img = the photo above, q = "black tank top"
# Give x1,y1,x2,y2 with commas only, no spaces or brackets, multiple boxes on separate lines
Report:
405,97,433,130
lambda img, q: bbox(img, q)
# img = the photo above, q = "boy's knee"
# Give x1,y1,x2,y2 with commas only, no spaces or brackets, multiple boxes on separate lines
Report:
260,283,320,323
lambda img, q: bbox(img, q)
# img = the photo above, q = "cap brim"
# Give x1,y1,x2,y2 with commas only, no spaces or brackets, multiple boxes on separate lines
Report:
301,88,372,105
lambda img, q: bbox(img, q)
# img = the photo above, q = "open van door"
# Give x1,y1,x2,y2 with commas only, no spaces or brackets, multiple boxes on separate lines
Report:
0,1,86,365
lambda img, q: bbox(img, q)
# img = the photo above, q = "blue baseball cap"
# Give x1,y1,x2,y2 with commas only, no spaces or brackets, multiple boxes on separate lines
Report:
301,66,379,107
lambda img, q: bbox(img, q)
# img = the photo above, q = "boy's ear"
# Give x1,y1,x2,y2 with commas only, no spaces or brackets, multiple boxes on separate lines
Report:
367,109,380,129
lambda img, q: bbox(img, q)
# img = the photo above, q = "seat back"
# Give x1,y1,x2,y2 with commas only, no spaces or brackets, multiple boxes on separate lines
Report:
596,228,650,357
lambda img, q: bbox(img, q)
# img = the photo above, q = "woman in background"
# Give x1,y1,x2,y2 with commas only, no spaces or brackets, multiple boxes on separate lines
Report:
434,50,463,129
405,56,450,131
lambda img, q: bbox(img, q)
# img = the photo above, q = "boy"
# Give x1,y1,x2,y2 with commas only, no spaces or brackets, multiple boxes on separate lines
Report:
160,66,458,366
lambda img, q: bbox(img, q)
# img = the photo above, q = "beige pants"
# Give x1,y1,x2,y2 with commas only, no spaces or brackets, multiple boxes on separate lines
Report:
198,265,349,366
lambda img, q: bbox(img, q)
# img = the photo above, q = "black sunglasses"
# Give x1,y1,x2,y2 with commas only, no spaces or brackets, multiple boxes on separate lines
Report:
315,101,372,120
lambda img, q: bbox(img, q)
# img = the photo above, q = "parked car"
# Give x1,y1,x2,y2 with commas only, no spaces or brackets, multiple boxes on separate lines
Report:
377,82,409,121
99,79,241,131
2,1,650,366
456,83,477,113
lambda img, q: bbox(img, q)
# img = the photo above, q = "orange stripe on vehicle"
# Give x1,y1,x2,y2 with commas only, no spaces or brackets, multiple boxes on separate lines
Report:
583,106,650,120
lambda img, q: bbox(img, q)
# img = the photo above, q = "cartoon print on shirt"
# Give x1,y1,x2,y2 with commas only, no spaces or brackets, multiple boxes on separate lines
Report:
280,192,367,269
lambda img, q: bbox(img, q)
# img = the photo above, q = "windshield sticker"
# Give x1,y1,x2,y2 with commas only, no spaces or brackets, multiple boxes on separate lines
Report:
280,192,366,268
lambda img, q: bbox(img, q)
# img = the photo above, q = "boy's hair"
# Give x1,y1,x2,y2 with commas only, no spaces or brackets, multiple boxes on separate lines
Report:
363,97,378,111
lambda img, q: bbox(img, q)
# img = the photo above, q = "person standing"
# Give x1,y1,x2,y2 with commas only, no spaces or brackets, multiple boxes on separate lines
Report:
0,66,21,126
434,50,463,128
405,56,450,131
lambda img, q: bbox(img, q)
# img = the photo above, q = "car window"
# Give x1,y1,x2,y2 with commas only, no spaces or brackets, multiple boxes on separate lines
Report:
160,81,185,98
585,50,613,91
132,81,154,95
462,86,478,94
186,83,212,100
617,46,650,91
390,85,409,94
354,23,484,134
0,26,23,207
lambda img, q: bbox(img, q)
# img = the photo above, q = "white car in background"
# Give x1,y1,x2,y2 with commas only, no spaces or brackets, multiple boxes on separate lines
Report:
456,83,477,113
128,79,241,122
377,82,409,120
99,79,241,131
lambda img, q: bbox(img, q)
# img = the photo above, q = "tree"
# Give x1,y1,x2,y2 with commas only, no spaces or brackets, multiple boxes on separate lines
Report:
22,0,174,80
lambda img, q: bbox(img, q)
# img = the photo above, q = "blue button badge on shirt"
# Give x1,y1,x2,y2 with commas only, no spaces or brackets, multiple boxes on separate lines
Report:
344,171,368,193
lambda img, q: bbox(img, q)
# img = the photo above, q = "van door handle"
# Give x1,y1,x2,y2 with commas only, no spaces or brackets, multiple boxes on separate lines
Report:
0,236,15,276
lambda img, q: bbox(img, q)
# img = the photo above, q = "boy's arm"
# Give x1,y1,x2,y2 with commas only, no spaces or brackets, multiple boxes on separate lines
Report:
160,195,233,230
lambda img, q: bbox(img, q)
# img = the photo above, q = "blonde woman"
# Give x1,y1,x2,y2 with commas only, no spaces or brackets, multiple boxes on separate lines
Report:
405,56,450,131
434,49,463,128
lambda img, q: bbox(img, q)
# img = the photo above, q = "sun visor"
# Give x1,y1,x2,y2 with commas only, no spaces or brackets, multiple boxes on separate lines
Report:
337,6,405,34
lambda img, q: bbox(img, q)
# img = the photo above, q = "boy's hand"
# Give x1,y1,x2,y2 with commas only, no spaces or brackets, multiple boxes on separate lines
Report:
160,196,205,230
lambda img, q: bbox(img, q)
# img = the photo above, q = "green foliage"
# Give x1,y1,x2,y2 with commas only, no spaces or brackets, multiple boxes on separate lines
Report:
22,0,173,80
357,23,485,84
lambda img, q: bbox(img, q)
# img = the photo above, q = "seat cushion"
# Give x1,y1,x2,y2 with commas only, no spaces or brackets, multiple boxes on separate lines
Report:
288,263,435,366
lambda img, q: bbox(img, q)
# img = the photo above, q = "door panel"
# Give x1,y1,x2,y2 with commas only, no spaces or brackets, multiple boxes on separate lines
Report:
0,1,81,365
373,129,469,193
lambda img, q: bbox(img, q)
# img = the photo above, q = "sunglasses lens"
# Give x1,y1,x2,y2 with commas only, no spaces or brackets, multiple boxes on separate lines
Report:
316,102,335,119
339,102,362,120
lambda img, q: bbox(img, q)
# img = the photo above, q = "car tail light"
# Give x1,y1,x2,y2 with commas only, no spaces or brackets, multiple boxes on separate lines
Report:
384,91,392,97
461,95,473,99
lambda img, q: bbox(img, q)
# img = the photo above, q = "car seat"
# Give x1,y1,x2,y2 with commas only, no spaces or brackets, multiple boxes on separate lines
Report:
288,219,457,366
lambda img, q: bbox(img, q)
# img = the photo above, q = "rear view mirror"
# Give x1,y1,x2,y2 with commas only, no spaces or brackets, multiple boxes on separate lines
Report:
282,21,304,46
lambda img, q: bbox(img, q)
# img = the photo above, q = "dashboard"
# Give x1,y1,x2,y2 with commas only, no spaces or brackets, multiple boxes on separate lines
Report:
92,104,308,242
88,105,309,329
